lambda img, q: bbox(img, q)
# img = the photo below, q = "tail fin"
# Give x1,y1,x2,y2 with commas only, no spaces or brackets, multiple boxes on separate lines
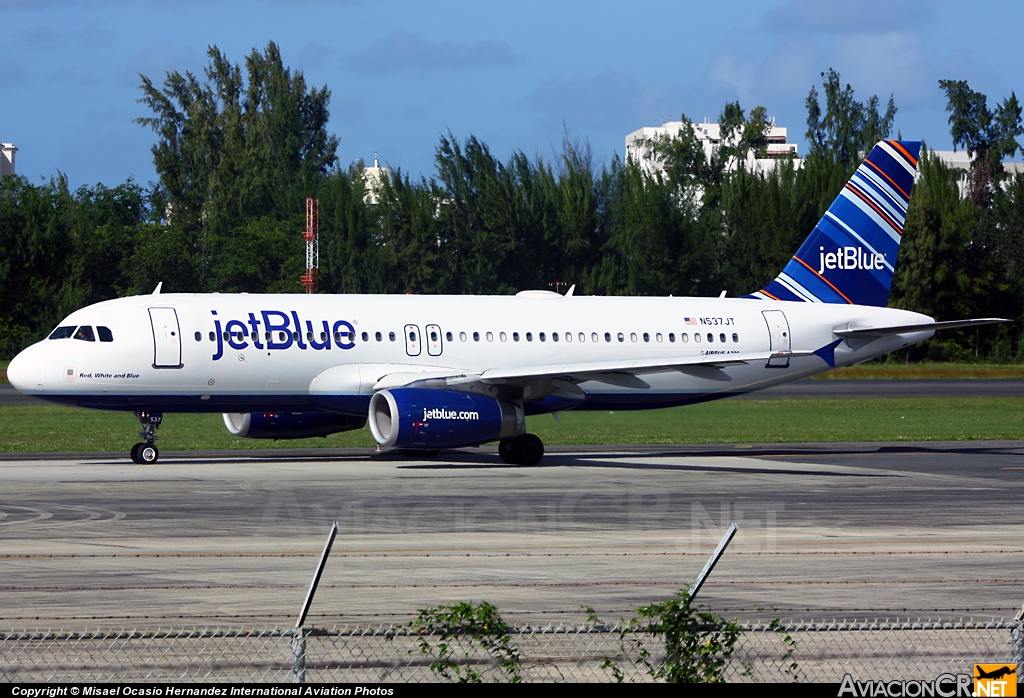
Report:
746,140,922,307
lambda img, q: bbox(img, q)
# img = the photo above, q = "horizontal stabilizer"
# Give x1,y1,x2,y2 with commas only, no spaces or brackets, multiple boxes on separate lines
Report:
834,318,1010,338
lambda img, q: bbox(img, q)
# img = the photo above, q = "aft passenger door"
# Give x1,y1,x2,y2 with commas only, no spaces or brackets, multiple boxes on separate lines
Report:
762,309,791,368
149,307,183,368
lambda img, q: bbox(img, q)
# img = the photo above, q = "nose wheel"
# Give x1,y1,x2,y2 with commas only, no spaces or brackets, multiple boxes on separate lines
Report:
498,433,544,466
131,410,163,464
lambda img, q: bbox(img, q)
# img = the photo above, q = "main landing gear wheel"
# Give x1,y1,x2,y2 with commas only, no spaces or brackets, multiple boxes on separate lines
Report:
498,434,544,466
399,449,441,459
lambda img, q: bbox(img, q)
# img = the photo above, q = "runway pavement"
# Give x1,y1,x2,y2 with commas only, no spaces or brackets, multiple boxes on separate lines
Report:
1,441,1022,629
3,380,1024,406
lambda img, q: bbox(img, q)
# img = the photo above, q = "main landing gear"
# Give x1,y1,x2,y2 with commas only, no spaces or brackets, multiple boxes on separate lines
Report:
498,433,544,466
131,410,162,464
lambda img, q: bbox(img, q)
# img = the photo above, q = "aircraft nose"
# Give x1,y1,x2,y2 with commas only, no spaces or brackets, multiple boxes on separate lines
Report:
7,347,45,394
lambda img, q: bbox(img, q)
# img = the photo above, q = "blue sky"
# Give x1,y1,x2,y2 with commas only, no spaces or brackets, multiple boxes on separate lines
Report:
2,0,1021,189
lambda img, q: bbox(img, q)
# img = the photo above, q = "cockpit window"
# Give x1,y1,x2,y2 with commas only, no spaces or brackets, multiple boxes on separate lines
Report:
73,326,96,342
49,326,76,340
97,326,113,342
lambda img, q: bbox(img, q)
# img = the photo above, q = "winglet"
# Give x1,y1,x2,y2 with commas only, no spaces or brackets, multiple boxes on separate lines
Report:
813,339,843,368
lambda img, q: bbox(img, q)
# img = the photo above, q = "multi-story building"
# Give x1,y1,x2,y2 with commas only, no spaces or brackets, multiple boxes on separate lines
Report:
625,119,800,177
1,143,16,176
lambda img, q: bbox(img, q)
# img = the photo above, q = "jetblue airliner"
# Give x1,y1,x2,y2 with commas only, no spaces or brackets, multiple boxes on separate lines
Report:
6,141,1006,464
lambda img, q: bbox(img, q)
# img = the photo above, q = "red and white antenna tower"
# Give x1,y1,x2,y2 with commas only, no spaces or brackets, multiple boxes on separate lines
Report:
300,197,319,294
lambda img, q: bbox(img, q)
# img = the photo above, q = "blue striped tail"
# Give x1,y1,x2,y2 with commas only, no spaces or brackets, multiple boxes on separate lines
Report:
745,140,921,307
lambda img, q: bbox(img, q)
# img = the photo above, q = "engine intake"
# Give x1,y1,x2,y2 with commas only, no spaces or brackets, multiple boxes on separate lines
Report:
368,388,524,449
223,412,366,439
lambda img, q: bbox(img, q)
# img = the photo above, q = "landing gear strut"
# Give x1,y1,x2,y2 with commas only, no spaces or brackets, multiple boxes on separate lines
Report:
131,410,162,464
498,433,544,466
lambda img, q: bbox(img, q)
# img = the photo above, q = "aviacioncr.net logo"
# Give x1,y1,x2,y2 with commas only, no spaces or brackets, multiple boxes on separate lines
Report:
838,673,973,697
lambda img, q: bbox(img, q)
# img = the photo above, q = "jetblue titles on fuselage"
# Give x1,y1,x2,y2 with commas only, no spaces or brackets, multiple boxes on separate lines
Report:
210,309,356,361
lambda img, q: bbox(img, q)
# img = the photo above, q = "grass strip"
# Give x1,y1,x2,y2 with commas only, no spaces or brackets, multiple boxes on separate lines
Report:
812,363,1024,379
1,398,1021,453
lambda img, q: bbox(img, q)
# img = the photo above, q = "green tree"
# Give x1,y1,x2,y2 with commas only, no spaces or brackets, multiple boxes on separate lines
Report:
135,42,337,291
938,79,1023,206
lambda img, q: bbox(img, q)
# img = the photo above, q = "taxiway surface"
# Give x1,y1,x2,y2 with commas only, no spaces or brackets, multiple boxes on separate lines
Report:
1,442,1022,629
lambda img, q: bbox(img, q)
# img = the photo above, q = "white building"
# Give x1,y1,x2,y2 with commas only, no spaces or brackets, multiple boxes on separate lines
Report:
929,150,1024,199
0,143,16,177
625,120,800,177
362,153,391,205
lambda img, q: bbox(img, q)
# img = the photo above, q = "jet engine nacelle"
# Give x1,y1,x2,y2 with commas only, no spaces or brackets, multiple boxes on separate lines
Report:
223,412,366,440
368,388,524,449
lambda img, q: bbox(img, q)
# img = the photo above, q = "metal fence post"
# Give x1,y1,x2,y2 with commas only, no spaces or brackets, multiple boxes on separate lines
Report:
1011,604,1024,665
291,628,306,683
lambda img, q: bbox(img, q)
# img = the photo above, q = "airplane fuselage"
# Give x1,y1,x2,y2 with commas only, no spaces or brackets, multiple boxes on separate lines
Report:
8,292,934,416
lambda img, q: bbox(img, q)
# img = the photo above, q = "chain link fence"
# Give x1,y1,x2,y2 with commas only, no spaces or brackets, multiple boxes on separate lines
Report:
2,617,1021,683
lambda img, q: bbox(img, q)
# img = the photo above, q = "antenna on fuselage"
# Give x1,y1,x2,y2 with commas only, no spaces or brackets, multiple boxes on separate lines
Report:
152,282,163,295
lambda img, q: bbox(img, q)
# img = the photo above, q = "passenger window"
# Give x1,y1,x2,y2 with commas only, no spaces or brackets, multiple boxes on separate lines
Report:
321,332,328,342
292,332,299,342
693,334,700,343
73,326,96,342
643,333,650,342
360,332,367,342
513,332,519,342
473,332,480,342
252,332,258,342
389,332,396,342
486,332,493,342
526,332,533,342
500,332,507,342
630,332,637,342
430,330,438,342
720,333,726,343
656,333,662,342
446,332,453,341
224,331,230,341
48,326,76,340
460,332,467,341
265,332,271,341
682,333,690,343
539,332,546,342
587,332,594,342
194,331,201,342
553,332,560,342
209,331,215,342
97,327,114,342
375,332,382,342
669,333,675,342
732,333,739,343
307,332,313,341
334,332,341,342
707,333,714,343
604,332,611,342
617,332,624,342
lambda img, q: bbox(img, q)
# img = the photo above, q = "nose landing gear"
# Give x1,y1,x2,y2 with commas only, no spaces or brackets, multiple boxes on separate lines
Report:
498,433,544,466
131,410,162,464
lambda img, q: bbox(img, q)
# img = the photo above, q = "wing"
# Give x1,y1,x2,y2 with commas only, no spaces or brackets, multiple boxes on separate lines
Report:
370,350,811,393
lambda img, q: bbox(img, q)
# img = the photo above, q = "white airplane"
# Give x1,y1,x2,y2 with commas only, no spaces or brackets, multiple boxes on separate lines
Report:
6,140,1006,465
